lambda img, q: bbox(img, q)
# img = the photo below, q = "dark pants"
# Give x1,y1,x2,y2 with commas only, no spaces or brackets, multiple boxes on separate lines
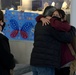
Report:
55,67,70,75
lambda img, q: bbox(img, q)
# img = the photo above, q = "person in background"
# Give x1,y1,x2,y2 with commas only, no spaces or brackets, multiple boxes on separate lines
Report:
0,10,15,75
36,9,76,75
56,0,64,9
30,6,75,75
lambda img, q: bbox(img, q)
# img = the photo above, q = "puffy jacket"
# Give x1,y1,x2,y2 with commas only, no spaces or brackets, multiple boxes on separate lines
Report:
30,22,75,68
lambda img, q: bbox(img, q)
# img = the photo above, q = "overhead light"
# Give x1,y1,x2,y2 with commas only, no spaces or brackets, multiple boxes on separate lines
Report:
51,2,55,6
62,1,68,9
9,8,14,10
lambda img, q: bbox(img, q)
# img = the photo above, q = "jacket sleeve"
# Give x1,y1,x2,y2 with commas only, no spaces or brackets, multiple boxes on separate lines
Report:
36,15,44,22
0,38,15,69
36,16,71,32
50,17,71,32
50,26,76,43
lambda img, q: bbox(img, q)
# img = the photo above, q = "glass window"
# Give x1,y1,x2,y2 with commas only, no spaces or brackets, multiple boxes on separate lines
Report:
0,0,71,10
0,0,20,10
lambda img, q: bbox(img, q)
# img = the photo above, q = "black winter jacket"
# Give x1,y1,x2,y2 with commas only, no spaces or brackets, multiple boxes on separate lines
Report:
0,33,15,75
30,22,75,68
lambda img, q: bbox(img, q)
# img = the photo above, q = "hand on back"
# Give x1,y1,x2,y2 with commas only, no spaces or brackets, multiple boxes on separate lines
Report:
40,16,51,26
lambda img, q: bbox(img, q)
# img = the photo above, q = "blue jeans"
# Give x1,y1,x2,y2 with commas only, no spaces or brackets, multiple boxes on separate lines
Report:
32,66,55,75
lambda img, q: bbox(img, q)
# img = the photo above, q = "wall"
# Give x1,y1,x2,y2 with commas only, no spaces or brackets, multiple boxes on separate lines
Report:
9,40,33,65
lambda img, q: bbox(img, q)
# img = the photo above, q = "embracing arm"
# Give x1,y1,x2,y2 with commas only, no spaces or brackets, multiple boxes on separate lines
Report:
36,15,50,25
49,26,75,43
36,15,71,31
50,17,71,31
36,15,44,22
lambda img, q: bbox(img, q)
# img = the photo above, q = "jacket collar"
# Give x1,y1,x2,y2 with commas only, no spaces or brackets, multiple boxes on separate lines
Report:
0,31,4,35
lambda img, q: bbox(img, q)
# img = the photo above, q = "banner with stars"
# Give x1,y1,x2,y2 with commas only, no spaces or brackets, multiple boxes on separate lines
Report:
3,10,39,41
